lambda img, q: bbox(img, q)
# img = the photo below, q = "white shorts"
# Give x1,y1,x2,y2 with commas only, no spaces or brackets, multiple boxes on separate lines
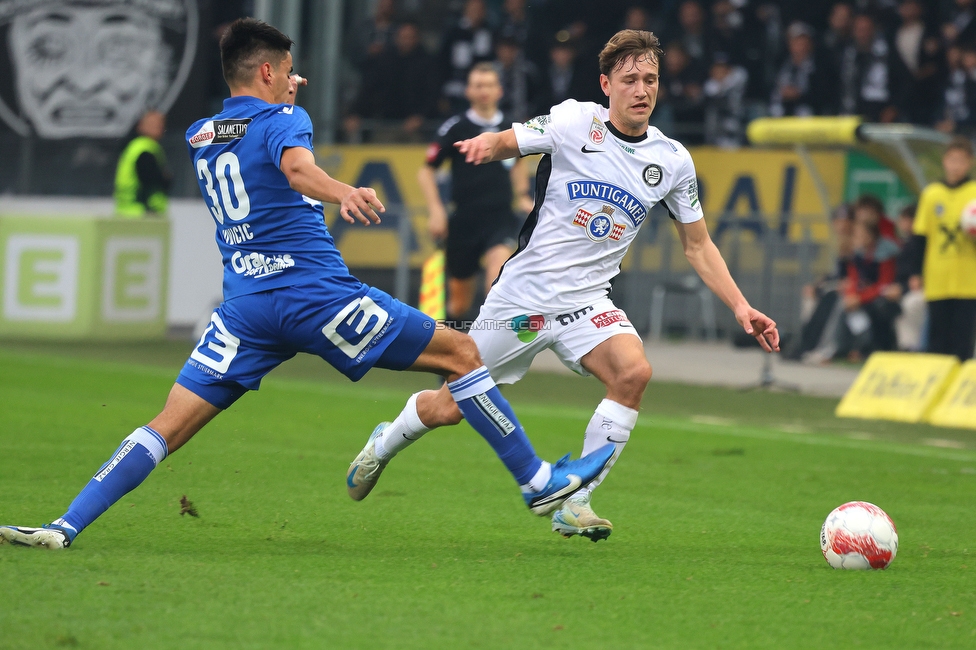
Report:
469,292,642,385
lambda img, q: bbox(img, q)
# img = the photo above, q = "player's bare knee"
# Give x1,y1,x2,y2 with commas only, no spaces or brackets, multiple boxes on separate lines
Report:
616,361,651,398
449,332,484,374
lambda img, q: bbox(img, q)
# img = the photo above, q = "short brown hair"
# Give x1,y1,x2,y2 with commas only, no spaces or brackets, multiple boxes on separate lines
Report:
946,135,974,157
598,29,663,77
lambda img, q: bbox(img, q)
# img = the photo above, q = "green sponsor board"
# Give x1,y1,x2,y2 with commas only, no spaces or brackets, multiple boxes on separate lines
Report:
0,215,168,339
844,150,916,215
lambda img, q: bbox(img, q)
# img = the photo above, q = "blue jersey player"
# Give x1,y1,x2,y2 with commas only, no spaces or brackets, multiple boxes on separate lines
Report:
0,19,613,550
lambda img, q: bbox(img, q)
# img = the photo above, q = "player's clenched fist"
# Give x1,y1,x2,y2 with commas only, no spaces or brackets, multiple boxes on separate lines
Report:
340,187,385,225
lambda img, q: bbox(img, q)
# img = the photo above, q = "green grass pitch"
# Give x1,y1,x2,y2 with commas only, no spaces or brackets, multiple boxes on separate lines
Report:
1,341,974,648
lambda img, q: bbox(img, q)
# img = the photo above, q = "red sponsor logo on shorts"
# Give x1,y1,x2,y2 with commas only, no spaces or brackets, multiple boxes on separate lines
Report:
591,310,629,328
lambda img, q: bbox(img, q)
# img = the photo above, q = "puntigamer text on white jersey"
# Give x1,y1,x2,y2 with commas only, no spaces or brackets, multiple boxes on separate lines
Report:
495,99,703,313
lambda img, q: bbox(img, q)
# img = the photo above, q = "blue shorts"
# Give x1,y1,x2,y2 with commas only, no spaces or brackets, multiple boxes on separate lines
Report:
176,282,435,409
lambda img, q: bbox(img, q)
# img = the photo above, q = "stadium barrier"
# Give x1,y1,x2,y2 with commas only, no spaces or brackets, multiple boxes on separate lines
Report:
835,352,963,426
927,361,976,430
0,213,168,339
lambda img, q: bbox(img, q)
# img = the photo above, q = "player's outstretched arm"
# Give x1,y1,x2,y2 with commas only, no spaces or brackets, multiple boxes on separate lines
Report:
280,146,384,225
675,219,780,353
454,129,520,165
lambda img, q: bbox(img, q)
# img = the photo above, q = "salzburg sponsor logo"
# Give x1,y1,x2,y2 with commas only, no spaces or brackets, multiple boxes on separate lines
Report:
591,310,629,328
231,251,295,277
566,180,647,226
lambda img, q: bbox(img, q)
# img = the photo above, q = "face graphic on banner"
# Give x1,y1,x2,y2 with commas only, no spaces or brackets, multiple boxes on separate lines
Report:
1,0,196,139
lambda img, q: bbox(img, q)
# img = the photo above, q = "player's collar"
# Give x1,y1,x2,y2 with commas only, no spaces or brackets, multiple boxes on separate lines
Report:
466,108,504,128
224,95,271,109
941,176,972,189
604,120,647,143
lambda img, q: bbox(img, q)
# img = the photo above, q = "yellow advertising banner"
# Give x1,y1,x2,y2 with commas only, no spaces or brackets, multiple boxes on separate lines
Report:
314,145,846,269
835,352,960,423
927,360,976,430
690,148,845,229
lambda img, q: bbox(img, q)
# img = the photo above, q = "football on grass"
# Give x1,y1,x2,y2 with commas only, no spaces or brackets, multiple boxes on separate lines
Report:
820,501,898,570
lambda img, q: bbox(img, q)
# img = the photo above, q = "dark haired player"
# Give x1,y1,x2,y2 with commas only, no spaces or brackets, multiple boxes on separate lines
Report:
0,19,613,549
350,29,780,542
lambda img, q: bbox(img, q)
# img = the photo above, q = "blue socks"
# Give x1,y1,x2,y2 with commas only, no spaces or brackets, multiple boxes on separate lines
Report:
54,426,168,539
447,367,542,485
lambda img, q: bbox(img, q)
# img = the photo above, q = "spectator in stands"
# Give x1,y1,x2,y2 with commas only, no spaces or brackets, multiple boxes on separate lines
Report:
708,1,749,74
910,136,976,361
770,22,834,116
942,0,976,47
740,0,785,102
498,0,529,46
935,44,974,132
853,193,897,240
622,5,653,32
348,0,399,68
823,2,854,75
838,12,908,122
893,0,944,124
537,37,592,110
670,0,709,66
794,204,855,363
836,216,902,360
885,203,927,351
659,40,707,144
344,21,433,143
494,36,541,122
703,52,748,148
437,0,495,115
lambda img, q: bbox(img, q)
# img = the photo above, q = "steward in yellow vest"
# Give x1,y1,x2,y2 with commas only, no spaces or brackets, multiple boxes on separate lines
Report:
114,111,172,218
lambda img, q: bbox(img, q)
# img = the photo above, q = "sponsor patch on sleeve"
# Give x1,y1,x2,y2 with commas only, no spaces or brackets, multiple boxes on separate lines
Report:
522,114,550,134
687,178,700,209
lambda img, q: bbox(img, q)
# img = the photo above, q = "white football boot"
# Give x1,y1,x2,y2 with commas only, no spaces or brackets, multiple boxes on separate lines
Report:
551,491,613,542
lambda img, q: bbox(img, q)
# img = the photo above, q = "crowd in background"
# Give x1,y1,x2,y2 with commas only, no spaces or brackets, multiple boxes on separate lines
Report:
791,195,924,363
340,0,976,144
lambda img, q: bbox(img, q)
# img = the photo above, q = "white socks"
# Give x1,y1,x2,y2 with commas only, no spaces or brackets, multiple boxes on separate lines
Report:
580,399,638,493
374,392,431,460
520,461,553,493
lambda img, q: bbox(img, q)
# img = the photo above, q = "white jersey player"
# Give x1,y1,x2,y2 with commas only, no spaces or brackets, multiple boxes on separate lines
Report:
346,29,780,541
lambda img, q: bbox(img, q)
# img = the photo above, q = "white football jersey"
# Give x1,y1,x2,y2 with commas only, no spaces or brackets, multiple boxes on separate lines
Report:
492,99,703,313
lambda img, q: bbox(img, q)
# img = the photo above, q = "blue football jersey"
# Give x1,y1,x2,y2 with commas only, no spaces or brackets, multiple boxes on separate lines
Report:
186,96,362,300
